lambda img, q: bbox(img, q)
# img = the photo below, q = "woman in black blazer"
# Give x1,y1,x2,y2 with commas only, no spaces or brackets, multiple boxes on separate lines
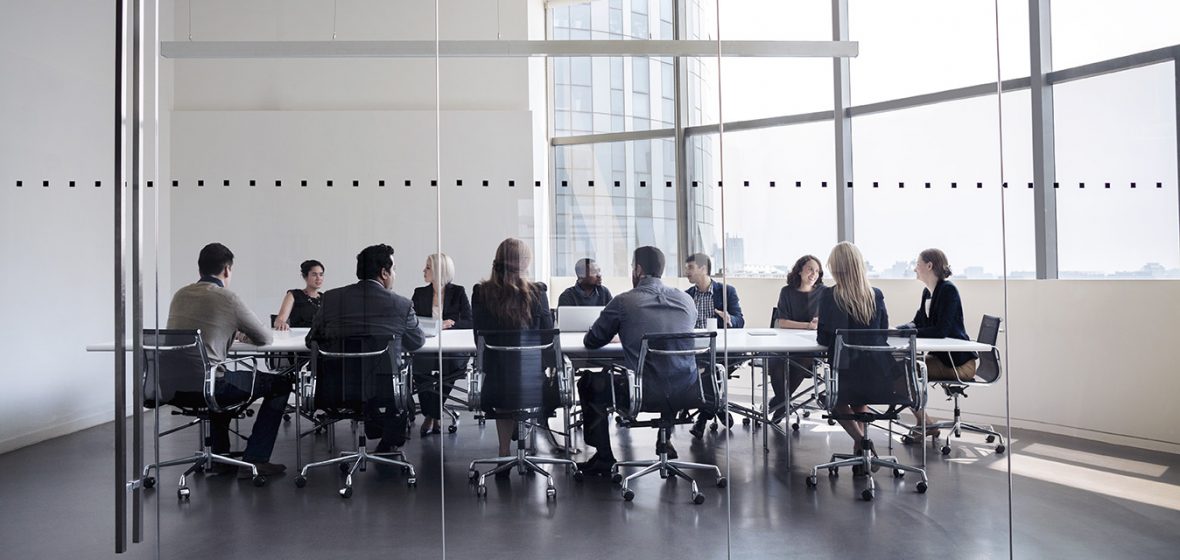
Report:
411,253,473,436
471,238,554,458
902,248,978,442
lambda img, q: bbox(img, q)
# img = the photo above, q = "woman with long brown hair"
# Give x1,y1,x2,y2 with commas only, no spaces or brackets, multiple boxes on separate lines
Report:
471,238,554,458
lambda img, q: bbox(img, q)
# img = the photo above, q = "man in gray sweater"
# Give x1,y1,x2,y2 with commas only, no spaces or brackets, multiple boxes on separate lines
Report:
166,243,290,478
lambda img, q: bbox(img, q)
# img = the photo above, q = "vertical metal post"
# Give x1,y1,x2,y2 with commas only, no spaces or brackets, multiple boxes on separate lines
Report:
674,0,690,264
1030,0,1058,278
832,0,854,243
1175,58,1179,265
130,0,145,543
113,0,127,553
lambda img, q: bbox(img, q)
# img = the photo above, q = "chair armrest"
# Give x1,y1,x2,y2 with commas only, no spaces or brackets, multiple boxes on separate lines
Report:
204,356,259,413
914,359,929,409
815,360,833,410
711,363,727,404
466,367,483,412
623,366,642,419
558,356,576,409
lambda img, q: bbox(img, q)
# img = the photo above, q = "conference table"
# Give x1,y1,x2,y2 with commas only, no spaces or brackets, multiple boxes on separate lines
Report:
89,327,993,455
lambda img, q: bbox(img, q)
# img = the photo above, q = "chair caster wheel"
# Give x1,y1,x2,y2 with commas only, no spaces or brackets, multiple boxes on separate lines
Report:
828,468,839,478
916,481,928,493
142,476,156,489
546,487,556,499
791,422,800,431
660,468,669,479
692,492,705,505
294,476,307,488
339,487,353,499
573,470,584,482
252,475,266,487
468,469,479,481
177,487,190,501
476,485,487,497
448,425,458,434
478,418,486,426
986,435,996,443
742,418,751,426
716,477,728,488
893,469,905,478
802,411,811,418
710,421,718,432
283,414,291,422
611,473,623,484
805,475,817,488
861,489,874,501
827,419,836,426
622,489,635,501
407,478,417,487
901,435,914,445
615,416,623,425
941,446,951,456
995,445,1006,454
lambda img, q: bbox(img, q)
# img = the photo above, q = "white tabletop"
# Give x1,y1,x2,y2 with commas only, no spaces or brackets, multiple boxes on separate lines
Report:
89,327,991,356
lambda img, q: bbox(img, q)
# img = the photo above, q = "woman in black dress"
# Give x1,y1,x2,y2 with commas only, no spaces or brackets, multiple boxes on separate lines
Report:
471,238,553,457
273,260,324,330
767,254,826,422
411,253,472,436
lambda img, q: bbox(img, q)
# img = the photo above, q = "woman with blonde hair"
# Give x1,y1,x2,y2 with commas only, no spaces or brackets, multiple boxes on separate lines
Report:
411,252,472,436
816,242,890,458
471,239,554,459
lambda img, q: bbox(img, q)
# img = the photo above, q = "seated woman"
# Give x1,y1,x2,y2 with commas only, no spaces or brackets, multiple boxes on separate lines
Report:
471,238,554,459
411,253,472,436
767,254,826,422
816,242,889,458
901,248,978,443
273,259,324,330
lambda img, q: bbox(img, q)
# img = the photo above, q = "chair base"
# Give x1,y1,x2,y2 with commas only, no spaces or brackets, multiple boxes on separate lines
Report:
907,391,1006,455
295,433,417,497
141,448,263,500
611,427,725,504
468,419,579,499
807,439,928,501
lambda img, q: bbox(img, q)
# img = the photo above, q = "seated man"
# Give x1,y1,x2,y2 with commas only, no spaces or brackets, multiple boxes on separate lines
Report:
306,244,425,453
578,246,698,475
558,257,613,307
166,242,290,478
683,252,745,438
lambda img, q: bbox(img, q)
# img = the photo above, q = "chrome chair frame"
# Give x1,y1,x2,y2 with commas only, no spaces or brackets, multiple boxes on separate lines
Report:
911,315,1006,455
294,340,416,498
466,330,579,499
139,329,267,500
806,329,929,501
610,332,728,505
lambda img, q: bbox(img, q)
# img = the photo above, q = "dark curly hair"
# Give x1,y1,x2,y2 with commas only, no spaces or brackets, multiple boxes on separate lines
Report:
786,255,824,289
356,244,394,281
300,259,324,278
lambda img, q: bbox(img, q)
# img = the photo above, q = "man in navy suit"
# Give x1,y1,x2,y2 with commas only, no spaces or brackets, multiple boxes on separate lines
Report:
306,244,425,452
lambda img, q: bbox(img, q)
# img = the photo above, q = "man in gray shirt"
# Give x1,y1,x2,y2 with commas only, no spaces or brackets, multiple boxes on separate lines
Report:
166,243,290,478
578,246,697,474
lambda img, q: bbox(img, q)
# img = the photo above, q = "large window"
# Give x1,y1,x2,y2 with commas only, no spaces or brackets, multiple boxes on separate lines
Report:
1054,63,1179,278
1051,0,1180,69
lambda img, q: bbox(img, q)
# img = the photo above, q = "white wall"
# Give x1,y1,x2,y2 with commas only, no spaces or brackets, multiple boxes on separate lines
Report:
0,0,172,453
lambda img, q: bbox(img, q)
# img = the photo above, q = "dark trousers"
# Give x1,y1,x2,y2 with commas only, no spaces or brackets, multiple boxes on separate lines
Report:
413,357,466,420
767,358,810,413
210,371,292,463
576,370,630,454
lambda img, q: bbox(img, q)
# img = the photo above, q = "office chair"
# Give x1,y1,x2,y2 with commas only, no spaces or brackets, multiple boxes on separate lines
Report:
907,315,1006,455
805,329,929,501
139,329,268,500
610,332,728,504
466,329,580,499
293,337,417,498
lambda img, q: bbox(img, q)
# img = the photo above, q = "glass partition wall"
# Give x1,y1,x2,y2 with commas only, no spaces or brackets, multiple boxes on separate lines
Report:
8,0,1180,558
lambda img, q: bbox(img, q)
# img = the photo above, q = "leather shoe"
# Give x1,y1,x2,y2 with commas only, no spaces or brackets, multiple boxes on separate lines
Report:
576,454,616,476
237,462,286,479
689,418,706,440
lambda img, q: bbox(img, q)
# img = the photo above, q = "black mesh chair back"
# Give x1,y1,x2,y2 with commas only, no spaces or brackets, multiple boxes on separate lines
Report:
769,307,780,328
974,315,1003,383
142,329,208,409
635,331,720,416
310,335,407,416
473,329,566,412
828,329,921,411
